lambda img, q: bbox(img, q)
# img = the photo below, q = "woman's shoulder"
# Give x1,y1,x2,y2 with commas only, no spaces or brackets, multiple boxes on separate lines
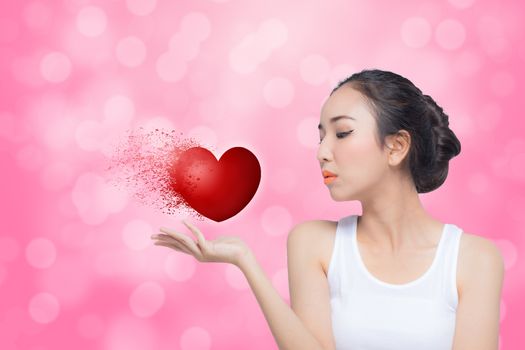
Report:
288,219,338,275
457,231,504,298
288,219,338,243
290,219,337,232
458,231,503,265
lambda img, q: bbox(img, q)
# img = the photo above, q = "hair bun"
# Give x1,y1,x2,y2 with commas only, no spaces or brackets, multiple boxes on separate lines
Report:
423,94,461,165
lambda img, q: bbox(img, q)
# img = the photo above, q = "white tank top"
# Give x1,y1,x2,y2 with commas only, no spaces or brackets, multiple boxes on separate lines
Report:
327,214,462,350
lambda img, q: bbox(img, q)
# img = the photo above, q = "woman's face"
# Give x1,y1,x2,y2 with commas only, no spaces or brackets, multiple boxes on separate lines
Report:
317,85,391,201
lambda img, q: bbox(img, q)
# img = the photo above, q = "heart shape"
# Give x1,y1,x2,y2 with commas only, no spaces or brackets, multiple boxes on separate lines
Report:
169,146,261,222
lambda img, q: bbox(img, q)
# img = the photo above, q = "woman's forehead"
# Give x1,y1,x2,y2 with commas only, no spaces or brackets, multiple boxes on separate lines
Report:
320,88,373,126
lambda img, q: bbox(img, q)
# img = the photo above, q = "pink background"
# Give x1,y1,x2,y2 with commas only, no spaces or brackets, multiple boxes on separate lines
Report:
1,0,524,349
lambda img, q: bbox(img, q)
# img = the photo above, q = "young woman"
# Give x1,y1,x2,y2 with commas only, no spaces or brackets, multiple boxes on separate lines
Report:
151,69,504,350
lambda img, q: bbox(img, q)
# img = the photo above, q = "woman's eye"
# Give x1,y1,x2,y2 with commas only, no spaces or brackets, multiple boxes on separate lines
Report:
318,130,353,144
336,131,353,138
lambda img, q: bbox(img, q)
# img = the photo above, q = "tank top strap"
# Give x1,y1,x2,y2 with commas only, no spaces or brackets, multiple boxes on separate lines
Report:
439,223,463,311
326,214,355,298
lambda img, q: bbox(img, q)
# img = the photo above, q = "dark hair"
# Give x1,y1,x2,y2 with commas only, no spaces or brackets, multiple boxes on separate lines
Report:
330,69,461,193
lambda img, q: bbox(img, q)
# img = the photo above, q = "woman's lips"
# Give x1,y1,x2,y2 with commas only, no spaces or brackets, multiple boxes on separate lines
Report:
324,176,337,185
322,170,338,185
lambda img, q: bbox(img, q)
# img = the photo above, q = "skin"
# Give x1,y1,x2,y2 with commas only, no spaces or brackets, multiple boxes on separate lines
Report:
152,219,249,267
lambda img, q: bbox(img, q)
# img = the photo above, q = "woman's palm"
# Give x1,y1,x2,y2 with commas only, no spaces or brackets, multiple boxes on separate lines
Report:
151,220,250,266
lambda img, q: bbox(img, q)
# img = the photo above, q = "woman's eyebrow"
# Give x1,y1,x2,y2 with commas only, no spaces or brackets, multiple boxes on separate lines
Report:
318,115,356,130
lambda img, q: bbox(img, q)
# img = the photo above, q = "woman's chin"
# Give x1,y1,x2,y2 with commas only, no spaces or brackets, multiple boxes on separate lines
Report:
328,187,357,202
329,190,347,202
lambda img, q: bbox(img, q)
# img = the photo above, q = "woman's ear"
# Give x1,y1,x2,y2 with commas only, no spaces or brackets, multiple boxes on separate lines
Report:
385,130,411,167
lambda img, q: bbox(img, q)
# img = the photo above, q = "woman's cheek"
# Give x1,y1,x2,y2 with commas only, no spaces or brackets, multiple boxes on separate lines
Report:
342,141,384,179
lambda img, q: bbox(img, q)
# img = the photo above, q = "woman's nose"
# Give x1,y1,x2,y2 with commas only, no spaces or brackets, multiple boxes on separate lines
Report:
316,143,332,162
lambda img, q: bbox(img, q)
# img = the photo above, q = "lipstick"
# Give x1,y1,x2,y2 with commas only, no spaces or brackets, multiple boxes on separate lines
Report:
322,170,338,185
324,176,337,185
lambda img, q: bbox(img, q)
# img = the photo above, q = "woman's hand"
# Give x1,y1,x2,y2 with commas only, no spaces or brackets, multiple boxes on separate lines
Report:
151,219,251,267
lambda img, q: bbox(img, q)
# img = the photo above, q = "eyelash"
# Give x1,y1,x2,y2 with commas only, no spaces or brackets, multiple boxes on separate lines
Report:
318,131,353,144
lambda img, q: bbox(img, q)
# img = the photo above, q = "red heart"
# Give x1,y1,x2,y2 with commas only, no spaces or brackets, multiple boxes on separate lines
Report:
169,146,261,222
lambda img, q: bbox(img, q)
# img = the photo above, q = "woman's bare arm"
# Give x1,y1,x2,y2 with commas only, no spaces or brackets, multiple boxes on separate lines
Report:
152,220,328,350
238,251,326,350
452,234,505,350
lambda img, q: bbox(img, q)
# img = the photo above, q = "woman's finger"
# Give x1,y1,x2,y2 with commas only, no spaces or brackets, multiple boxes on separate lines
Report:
158,227,196,248
153,233,194,254
181,219,207,249
154,233,190,247
154,240,190,254
158,233,204,261
154,234,202,258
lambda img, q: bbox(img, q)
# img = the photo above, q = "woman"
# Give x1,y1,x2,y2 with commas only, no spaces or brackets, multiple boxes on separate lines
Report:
151,69,504,350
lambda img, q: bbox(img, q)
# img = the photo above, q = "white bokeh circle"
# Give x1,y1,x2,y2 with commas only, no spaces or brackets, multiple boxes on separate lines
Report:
25,237,56,269
76,6,107,37
28,292,60,324
40,52,72,83
180,326,211,350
